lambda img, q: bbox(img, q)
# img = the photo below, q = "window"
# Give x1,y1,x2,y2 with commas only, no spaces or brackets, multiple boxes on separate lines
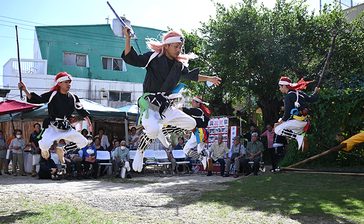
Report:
63,52,87,67
109,91,131,102
102,57,126,71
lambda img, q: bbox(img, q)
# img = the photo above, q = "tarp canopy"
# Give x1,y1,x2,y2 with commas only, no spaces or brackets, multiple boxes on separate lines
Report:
0,99,126,122
118,104,139,122
0,100,40,115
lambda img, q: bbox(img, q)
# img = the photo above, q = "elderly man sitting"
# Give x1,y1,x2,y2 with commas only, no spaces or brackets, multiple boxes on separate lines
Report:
112,140,131,178
242,132,264,176
207,134,229,176
224,136,246,178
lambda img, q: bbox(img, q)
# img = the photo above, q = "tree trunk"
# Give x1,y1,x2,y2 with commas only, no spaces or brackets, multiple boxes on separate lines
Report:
258,97,282,126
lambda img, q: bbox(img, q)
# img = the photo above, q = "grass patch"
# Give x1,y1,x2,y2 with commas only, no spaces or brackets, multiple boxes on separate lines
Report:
0,197,137,224
199,173,364,223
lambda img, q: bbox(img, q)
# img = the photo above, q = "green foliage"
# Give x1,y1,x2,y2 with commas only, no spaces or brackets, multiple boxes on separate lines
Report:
183,0,364,166
184,0,363,124
280,87,364,167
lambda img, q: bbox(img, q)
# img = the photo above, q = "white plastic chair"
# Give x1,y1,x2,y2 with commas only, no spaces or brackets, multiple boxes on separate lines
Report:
96,151,113,176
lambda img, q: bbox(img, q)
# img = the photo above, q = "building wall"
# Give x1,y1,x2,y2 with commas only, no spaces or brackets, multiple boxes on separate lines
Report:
35,24,163,83
2,58,143,107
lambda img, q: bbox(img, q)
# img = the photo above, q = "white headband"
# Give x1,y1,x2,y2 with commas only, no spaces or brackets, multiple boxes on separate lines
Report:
278,80,291,86
163,36,184,45
193,97,209,105
56,76,72,83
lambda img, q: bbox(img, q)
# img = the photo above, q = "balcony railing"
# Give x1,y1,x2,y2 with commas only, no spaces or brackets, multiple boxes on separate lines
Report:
3,58,47,75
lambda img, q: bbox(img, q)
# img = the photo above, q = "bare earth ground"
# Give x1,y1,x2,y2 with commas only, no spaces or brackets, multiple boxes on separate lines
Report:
0,173,315,224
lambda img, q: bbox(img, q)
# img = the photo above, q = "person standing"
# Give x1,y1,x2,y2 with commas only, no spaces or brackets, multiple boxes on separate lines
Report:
29,123,42,177
0,130,7,175
9,129,26,176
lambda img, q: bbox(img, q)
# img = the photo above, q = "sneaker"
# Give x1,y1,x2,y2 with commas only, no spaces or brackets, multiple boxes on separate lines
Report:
295,134,304,150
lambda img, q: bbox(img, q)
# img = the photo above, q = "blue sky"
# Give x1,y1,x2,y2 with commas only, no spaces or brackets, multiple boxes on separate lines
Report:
0,0,361,73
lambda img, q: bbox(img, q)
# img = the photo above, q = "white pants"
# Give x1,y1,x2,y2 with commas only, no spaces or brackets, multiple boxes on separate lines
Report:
121,161,131,178
39,125,88,152
142,106,196,140
275,119,307,136
183,135,205,155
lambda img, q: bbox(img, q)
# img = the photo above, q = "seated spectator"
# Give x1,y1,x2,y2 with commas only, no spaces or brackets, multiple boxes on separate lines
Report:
94,137,105,151
81,129,88,138
95,128,110,150
9,129,26,176
128,127,140,150
80,136,98,178
224,137,246,178
242,132,264,176
64,142,83,179
207,134,229,176
38,153,59,179
112,140,131,178
174,137,185,150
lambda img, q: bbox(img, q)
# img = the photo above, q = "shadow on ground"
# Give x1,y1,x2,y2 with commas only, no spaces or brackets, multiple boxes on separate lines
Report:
0,211,40,224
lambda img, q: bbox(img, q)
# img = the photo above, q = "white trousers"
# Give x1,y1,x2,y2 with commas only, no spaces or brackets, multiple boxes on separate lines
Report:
142,106,196,140
39,125,88,152
274,119,307,136
183,135,205,155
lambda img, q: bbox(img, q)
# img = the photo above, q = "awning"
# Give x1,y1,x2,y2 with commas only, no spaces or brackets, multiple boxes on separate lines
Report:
0,100,40,115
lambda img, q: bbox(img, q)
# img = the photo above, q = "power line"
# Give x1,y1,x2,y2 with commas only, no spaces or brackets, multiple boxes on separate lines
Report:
0,15,46,25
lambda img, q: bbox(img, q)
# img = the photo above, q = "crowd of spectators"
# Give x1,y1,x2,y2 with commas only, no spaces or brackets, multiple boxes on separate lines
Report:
0,123,288,180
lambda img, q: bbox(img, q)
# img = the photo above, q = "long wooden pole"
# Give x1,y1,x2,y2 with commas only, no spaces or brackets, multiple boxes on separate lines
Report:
15,25,23,99
286,147,337,168
316,31,338,87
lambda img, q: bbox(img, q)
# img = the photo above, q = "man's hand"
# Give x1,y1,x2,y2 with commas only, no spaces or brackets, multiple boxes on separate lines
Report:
208,76,222,86
314,87,320,94
122,27,131,40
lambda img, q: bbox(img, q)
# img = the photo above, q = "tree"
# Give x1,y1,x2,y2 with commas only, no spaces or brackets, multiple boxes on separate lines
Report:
187,0,361,126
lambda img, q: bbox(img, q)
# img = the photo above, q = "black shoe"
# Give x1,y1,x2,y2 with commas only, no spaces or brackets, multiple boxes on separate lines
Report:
223,174,230,177
0,171,2,175
207,172,212,176
126,173,132,179
5,171,11,175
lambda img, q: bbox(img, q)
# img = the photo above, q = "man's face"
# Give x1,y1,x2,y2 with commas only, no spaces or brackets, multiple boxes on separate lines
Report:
59,80,71,92
279,85,288,94
165,43,183,59
234,138,240,145
217,135,223,144
266,125,272,132
34,124,41,132
252,135,258,142
191,100,200,108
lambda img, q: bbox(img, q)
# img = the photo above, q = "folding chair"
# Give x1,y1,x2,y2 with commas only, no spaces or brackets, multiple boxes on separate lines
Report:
172,150,191,173
154,150,172,173
96,151,113,176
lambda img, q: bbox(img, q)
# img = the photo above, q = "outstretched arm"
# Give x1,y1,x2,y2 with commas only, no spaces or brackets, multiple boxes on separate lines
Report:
198,75,221,86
